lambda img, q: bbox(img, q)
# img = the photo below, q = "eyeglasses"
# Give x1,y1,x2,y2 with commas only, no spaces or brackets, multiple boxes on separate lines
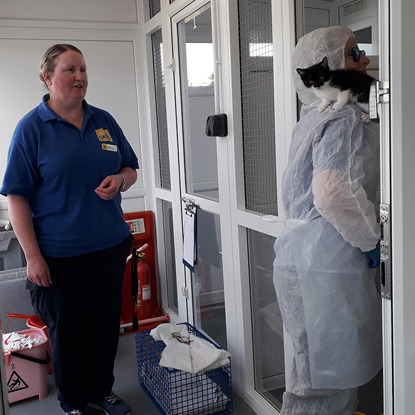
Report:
344,47,366,63
171,332,193,345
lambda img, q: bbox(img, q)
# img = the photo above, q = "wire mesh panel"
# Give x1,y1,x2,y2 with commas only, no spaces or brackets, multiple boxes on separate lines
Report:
136,323,233,415
151,29,171,190
238,0,277,215
149,0,161,18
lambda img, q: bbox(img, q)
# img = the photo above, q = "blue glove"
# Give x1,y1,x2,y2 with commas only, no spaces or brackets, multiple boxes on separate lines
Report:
366,241,380,268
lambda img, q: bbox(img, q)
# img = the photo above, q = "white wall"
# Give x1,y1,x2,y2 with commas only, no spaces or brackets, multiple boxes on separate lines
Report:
0,0,147,221
390,1,415,412
303,0,339,32
0,0,139,23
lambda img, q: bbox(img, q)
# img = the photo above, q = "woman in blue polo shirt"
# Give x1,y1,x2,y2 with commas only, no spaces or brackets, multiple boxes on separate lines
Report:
1,44,138,415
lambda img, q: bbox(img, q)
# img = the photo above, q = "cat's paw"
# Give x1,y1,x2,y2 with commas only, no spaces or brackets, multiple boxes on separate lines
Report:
360,112,370,123
318,103,329,112
333,102,345,111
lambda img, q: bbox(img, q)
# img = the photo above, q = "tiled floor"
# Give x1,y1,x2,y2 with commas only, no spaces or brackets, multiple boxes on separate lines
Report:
8,332,256,415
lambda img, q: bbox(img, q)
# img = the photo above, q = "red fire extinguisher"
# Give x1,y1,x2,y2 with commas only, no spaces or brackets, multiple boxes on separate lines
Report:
136,252,152,320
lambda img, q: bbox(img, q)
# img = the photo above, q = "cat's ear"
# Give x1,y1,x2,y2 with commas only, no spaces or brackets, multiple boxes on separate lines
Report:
320,56,329,68
296,68,306,77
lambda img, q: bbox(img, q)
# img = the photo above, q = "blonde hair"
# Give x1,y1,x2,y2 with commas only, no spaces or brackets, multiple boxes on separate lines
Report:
39,44,83,88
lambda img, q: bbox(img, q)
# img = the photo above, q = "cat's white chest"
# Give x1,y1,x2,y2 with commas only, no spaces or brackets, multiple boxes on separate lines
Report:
313,82,349,112
313,83,370,123
314,83,341,101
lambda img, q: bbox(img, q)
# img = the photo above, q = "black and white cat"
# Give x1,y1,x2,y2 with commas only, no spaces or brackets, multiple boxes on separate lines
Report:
296,56,374,121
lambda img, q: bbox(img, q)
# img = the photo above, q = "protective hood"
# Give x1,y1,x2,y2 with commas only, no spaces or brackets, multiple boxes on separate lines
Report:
292,26,354,106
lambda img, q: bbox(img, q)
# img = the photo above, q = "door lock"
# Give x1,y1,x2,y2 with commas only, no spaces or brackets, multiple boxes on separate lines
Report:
380,203,392,300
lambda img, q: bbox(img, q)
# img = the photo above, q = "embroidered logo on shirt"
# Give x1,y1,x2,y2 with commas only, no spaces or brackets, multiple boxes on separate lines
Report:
102,143,118,152
95,128,113,142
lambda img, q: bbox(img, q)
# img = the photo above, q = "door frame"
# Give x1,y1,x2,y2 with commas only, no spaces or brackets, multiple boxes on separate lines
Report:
378,1,393,413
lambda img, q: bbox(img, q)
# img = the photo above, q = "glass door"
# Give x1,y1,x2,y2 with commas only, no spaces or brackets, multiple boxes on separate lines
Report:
172,0,228,349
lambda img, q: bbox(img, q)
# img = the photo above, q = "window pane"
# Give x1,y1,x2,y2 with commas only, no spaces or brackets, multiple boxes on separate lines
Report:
151,29,171,190
238,0,277,215
177,4,219,201
193,209,226,349
161,200,177,313
248,229,284,410
149,0,161,18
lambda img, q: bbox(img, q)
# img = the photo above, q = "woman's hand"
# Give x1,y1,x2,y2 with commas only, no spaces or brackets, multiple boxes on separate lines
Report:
94,174,123,200
7,195,52,287
27,254,52,287
95,168,137,200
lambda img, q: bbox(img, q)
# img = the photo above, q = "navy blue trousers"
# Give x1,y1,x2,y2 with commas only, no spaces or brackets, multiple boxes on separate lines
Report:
26,236,131,412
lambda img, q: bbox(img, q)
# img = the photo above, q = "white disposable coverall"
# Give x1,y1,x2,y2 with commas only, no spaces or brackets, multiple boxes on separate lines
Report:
273,26,382,414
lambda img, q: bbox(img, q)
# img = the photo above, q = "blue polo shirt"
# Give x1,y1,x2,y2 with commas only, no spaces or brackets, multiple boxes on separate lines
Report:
1,95,139,257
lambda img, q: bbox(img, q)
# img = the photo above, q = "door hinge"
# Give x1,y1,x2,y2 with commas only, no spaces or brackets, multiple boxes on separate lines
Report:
380,203,392,300
369,80,390,122
377,80,390,103
182,286,189,299
182,196,195,212
166,58,176,72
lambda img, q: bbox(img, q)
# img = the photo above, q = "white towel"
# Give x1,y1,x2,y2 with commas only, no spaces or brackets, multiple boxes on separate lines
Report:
150,323,230,374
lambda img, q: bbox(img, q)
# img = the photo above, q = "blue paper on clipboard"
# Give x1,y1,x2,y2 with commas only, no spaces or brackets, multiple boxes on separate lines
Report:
183,203,197,271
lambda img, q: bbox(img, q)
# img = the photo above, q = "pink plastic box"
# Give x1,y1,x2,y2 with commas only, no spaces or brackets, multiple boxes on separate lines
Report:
3,328,48,403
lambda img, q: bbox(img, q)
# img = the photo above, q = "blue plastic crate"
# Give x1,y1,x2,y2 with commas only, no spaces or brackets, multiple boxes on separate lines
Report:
135,323,233,415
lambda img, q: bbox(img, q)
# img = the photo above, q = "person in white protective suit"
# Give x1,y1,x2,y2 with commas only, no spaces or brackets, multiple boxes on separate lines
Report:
273,26,382,415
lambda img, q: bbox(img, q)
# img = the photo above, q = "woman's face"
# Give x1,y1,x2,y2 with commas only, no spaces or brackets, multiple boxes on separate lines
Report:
344,37,370,73
44,50,88,106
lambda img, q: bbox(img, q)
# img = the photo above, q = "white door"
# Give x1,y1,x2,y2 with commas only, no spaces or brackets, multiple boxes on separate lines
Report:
388,0,415,413
171,0,231,349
